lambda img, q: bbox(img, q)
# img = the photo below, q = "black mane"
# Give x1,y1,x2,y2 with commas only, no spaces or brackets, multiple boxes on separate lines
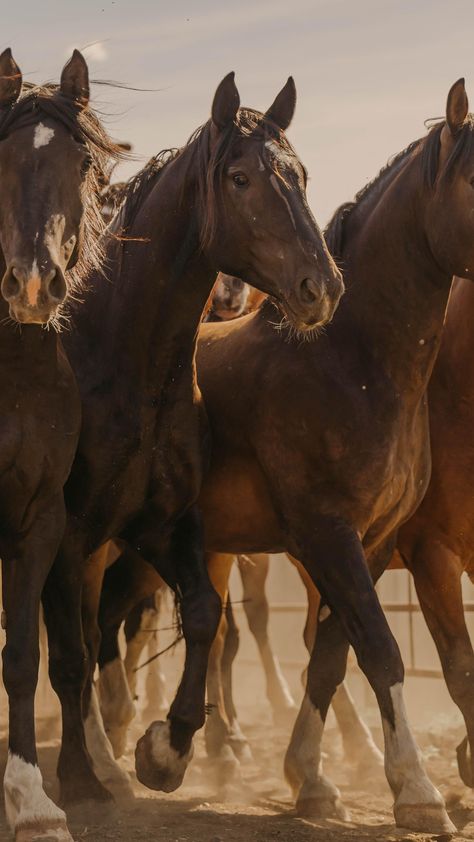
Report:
325,115,474,260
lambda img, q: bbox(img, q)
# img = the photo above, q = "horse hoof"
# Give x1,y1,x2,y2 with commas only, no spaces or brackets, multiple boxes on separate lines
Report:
296,795,351,821
135,720,193,792
394,803,456,834
457,736,473,788
15,819,73,842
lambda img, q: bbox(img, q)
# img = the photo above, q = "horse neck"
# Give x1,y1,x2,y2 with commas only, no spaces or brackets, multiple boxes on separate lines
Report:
338,155,452,397
73,150,217,392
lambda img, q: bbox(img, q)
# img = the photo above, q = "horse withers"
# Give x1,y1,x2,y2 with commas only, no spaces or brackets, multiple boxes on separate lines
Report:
0,49,121,842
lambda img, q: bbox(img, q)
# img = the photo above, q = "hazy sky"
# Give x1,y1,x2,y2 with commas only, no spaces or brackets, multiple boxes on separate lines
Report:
5,0,474,224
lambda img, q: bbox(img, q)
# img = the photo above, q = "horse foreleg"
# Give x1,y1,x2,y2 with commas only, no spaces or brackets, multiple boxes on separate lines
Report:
133,507,221,793
285,518,453,833
289,552,383,776
239,553,296,723
403,535,474,789
126,587,170,723
3,498,75,841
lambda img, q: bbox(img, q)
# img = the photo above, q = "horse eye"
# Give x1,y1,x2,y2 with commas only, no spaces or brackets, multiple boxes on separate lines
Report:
81,155,92,175
232,173,249,188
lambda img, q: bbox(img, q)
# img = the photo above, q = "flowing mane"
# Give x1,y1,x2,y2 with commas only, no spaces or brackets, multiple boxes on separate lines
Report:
0,81,125,299
325,115,474,260
116,107,302,249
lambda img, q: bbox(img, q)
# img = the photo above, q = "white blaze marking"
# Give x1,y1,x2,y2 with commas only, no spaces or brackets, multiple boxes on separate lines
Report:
33,122,55,149
26,259,41,307
4,752,68,834
269,174,297,231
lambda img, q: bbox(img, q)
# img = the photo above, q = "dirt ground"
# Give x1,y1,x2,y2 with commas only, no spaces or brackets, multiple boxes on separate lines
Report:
1,706,474,842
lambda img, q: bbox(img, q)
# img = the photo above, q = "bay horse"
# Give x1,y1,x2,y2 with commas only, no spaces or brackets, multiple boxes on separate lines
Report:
97,78,474,833
0,49,121,842
395,274,474,789
45,73,343,807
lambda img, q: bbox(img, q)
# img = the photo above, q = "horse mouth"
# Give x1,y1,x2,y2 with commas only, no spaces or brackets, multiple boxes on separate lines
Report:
8,304,57,325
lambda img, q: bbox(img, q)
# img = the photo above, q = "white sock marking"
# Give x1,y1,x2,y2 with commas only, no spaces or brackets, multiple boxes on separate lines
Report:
4,752,67,833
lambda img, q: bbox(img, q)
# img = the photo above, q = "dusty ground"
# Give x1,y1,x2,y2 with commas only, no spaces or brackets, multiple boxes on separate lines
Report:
1,706,474,842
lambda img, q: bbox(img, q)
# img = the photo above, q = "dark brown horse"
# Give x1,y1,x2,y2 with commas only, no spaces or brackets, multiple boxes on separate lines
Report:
0,49,120,842
45,73,342,808
97,79,474,833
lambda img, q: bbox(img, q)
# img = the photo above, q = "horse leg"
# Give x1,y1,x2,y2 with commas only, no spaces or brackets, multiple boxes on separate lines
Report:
2,499,75,841
404,537,474,788
80,543,135,801
284,518,453,833
239,553,296,724
98,549,162,757
203,553,243,787
221,597,253,763
133,507,222,793
126,588,170,723
290,553,384,777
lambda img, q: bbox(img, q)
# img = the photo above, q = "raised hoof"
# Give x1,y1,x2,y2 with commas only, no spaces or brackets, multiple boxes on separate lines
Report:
296,795,351,821
15,820,73,842
457,736,473,788
394,803,456,834
135,720,193,793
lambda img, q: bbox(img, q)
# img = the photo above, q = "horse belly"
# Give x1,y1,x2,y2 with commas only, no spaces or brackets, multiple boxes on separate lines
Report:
199,458,284,554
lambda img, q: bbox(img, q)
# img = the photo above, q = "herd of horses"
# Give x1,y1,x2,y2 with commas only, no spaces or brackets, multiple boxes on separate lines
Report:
1,44,474,841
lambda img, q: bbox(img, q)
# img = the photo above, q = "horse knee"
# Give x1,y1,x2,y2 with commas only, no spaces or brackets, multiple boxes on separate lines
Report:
181,587,222,647
49,644,88,695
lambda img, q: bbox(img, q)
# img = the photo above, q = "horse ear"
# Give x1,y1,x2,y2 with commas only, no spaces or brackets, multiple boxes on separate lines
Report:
265,77,296,131
211,72,240,131
60,49,89,109
0,48,22,108
446,77,469,136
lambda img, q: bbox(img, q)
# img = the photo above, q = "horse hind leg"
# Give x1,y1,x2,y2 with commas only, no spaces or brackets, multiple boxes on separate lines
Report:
240,553,296,724
285,518,453,833
221,597,253,763
125,587,170,724
81,544,135,802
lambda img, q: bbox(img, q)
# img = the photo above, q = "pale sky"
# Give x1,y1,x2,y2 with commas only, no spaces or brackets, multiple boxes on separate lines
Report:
5,0,474,224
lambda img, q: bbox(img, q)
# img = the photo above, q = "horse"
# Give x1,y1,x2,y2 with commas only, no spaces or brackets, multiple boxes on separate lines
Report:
43,72,343,810
96,78,474,833
0,48,121,842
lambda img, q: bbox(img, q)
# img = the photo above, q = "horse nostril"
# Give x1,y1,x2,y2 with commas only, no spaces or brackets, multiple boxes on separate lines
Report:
47,268,67,303
299,277,321,306
2,267,22,301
